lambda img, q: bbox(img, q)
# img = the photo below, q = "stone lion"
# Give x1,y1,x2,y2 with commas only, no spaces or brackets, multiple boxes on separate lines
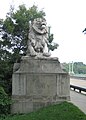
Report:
27,18,51,57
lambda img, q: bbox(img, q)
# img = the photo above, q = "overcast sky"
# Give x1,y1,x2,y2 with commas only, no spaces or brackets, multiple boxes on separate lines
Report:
0,0,86,63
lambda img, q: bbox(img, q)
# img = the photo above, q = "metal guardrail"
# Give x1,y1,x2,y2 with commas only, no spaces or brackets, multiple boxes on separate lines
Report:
70,85,86,93
70,76,86,80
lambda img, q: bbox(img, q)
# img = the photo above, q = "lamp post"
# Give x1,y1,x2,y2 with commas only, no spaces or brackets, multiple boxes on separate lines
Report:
71,61,74,74
69,61,74,75
69,62,71,74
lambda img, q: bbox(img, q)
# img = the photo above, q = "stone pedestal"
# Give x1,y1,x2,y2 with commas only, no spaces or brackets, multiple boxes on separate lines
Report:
11,56,70,113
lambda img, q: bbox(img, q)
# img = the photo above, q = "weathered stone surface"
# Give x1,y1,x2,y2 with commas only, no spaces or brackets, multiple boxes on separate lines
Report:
11,56,70,113
27,18,51,57
14,56,63,74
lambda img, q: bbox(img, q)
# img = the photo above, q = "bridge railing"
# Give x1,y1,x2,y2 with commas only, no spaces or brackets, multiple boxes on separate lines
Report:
70,85,86,93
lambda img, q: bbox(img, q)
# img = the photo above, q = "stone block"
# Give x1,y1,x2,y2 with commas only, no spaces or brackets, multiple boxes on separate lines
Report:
11,56,70,113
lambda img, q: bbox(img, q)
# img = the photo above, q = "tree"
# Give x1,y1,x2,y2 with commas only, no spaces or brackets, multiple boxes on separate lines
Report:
82,28,86,33
48,26,59,51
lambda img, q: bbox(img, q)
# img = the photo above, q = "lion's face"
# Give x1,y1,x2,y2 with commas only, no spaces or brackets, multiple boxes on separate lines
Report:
32,18,47,34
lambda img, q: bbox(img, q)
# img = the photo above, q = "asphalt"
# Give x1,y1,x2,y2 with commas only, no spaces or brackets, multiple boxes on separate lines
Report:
70,78,86,114
70,90,86,114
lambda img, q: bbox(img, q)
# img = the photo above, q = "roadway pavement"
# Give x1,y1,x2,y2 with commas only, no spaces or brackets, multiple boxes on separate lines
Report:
70,90,86,114
70,78,86,88
70,78,86,114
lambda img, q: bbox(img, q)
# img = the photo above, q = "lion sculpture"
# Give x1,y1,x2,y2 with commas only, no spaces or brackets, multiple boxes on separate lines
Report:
27,18,51,57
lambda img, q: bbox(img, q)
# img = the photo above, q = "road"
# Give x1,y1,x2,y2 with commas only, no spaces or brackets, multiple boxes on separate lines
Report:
70,90,86,114
70,78,86,88
70,78,86,114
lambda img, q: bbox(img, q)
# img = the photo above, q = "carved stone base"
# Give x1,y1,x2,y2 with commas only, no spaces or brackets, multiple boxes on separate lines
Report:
11,56,70,113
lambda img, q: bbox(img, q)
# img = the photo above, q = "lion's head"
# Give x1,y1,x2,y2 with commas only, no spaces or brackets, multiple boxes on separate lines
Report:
32,18,47,34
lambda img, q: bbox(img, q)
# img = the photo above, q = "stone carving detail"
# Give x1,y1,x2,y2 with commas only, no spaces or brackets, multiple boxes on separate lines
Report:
27,18,51,57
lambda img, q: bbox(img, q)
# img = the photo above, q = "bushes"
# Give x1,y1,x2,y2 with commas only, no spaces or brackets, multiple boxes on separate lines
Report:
0,86,12,115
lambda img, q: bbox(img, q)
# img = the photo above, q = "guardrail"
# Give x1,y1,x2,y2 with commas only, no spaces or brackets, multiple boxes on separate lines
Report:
70,85,86,93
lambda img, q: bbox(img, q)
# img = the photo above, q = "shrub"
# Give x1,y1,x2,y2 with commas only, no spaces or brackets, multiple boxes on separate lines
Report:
0,86,12,115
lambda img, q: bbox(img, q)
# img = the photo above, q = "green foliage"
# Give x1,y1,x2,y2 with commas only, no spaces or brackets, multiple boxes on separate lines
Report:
48,27,59,51
0,86,12,115
0,57,13,94
1,102,86,120
73,62,86,74
62,62,86,74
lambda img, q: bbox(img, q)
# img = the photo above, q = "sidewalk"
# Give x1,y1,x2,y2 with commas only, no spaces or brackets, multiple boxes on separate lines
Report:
70,90,86,114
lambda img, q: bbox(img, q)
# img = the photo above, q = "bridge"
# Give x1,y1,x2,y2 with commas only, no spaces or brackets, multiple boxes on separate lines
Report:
70,77,86,114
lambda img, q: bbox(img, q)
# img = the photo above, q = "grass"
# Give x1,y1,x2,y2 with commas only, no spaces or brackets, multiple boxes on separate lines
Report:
0,102,86,120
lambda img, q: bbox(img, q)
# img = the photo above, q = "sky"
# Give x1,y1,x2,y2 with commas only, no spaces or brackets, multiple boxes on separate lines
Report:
0,0,86,64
